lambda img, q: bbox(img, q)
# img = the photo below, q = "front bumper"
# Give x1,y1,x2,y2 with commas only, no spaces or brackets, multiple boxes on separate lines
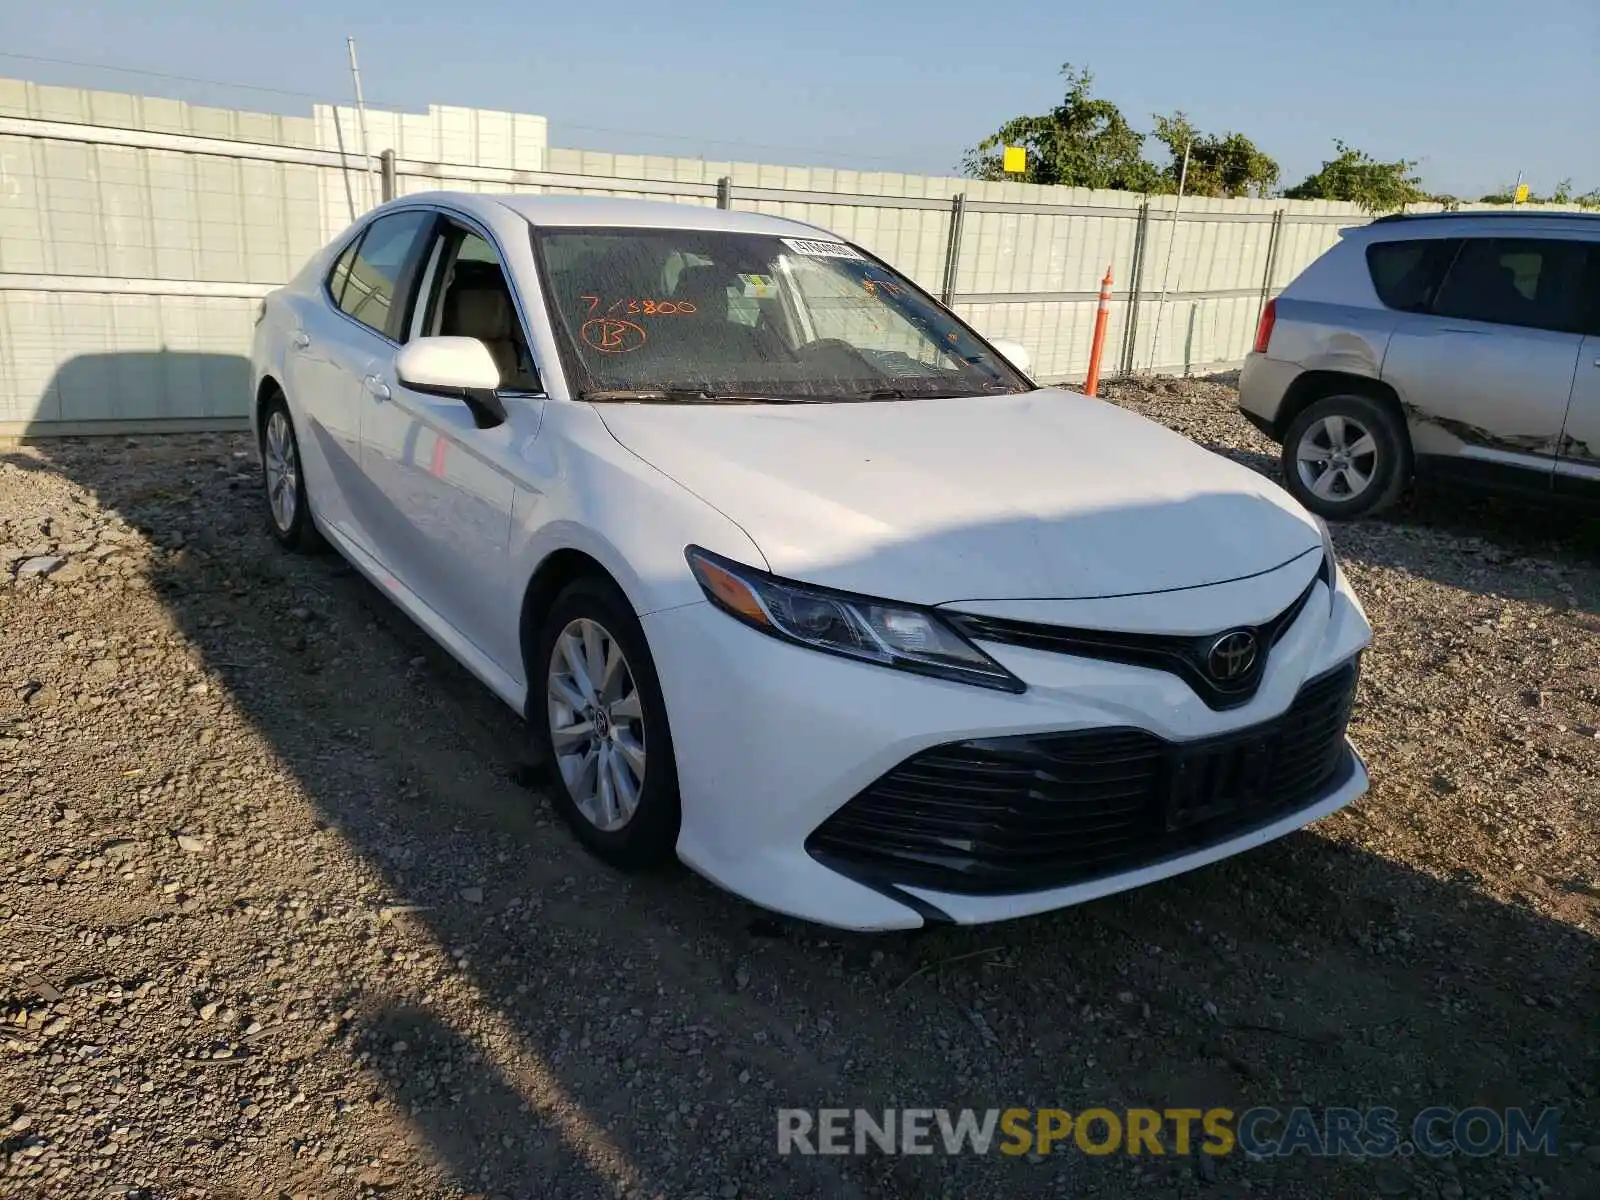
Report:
642,565,1371,931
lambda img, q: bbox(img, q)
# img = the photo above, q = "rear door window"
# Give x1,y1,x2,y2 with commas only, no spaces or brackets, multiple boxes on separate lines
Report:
327,240,360,308
1365,238,1459,312
332,211,434,339
1429,237,1590,334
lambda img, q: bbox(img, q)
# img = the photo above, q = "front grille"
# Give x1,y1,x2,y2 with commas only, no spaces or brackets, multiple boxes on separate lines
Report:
807,661,1359,896
946,555,1330,711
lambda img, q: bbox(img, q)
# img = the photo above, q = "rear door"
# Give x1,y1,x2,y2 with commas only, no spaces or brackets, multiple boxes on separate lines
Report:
304,209,434,550
283,235,364,534
1381,236,1588,492
1554,244,1600,503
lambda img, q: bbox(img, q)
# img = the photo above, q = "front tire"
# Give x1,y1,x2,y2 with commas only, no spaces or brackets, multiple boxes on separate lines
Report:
532,576,681,869
259,391,324,552
1281,393,1410,520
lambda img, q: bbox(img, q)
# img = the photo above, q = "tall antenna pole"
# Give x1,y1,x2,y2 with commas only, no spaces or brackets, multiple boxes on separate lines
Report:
1146,138,1191,374
346,36,378,210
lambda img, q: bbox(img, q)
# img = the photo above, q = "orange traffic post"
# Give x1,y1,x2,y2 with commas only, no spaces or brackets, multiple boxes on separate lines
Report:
1083,264,1114,397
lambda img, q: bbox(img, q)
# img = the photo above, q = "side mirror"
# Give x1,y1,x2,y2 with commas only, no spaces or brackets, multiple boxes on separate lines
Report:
394,336,507,428
988,338,1032,376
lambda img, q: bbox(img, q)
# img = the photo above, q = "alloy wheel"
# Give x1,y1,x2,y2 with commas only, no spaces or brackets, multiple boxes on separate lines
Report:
1295,413,1378,503
546,617,647,832
264,409,300,532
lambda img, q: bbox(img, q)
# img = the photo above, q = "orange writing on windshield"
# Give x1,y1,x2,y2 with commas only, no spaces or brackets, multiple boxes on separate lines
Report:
581,318,648,354
581,295,698,317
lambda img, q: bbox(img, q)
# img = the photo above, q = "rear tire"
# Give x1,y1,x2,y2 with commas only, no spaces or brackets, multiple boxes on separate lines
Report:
259,391,325,552
531,576,681,869
1281,393,1410,520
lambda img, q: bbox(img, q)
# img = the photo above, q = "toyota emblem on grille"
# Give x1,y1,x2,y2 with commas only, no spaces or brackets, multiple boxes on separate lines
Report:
1205,630,1259,682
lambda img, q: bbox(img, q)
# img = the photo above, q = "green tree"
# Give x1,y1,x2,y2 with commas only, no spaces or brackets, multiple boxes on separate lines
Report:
1148,113,1280,198
963,64,1161,191
1282,141,1427,214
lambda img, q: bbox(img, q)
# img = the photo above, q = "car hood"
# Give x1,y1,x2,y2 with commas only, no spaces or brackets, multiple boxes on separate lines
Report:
595,389,1321,605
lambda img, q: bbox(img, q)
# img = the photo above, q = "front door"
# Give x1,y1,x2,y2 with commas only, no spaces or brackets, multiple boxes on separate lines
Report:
360,218,544,672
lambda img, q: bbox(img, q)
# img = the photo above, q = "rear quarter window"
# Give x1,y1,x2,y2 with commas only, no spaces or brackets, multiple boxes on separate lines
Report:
1364,238,1460,312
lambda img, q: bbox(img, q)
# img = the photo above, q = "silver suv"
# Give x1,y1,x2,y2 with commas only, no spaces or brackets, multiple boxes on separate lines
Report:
1239,211,1600,519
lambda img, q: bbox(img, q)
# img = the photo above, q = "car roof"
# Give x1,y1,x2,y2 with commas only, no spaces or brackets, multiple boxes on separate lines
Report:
403,191,832,237
1345,210,1600,240
1371,209,1600,226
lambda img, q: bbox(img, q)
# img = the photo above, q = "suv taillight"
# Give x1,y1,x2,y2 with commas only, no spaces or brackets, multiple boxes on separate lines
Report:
1253,299,1276,355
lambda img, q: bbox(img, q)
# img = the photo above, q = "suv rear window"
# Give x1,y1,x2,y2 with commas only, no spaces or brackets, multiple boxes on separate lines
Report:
1365,239,1459,312
1430,237,1590,334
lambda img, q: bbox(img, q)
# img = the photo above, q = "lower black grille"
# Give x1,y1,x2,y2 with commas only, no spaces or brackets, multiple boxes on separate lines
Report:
807,661,1359,896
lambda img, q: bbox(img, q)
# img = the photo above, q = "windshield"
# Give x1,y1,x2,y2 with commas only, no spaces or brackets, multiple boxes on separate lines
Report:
531,226,1032,402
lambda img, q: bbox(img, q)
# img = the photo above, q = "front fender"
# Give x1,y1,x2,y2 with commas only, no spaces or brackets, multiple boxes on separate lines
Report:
503,400,766,636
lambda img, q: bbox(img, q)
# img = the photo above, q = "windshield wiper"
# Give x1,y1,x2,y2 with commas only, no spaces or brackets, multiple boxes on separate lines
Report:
853,386,1000,401
580,388,803,404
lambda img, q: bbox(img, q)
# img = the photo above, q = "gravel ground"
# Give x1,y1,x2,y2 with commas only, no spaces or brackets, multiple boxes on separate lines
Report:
2,376,1596,1200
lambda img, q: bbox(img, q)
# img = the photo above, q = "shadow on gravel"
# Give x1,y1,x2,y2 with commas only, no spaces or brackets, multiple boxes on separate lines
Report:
6,401,1598,1198
1383,485,1600,562
351,1003,634,1196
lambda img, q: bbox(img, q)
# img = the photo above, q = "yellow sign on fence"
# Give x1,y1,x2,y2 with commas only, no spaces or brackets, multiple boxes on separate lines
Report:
1002,146,1026,174
1513,183,1529,203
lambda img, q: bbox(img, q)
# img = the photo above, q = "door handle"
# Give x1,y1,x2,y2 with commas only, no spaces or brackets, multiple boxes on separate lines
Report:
291,330,311,350
363,374,391,401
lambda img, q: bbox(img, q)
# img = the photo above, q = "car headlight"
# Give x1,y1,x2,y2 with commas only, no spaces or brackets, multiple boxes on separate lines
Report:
685,546,1025,693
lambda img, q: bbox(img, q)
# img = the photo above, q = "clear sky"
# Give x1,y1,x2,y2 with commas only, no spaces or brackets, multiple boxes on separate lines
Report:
4,0,1596,199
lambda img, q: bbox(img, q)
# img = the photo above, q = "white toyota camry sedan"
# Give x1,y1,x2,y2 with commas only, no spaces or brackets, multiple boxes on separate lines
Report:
250,192,1372,931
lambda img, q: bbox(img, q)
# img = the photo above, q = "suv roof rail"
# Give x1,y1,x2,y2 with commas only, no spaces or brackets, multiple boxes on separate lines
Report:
1370,209,1600,224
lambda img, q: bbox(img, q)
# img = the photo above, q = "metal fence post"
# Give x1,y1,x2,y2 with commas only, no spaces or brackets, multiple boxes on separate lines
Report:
379,149,396,202
716,176,733,210
1256,209,1286,326
940,194,966,306
1119,202,1151,376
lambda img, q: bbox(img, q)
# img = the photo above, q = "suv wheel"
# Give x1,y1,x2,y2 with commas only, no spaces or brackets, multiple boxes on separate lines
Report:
1281,393,1409,520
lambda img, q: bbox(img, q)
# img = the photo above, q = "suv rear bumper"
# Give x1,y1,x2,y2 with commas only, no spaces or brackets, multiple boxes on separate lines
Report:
1237,353,1303,443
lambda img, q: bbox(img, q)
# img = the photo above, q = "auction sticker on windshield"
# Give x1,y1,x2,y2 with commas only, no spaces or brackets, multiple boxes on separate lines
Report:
782,238,864,260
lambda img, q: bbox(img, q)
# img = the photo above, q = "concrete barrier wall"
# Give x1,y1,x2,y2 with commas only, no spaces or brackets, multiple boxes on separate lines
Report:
0,76,1583,435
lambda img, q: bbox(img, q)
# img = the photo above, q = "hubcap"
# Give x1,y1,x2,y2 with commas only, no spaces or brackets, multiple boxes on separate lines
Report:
546,618,646,832
1296,413,1378,502
264,410,299,532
